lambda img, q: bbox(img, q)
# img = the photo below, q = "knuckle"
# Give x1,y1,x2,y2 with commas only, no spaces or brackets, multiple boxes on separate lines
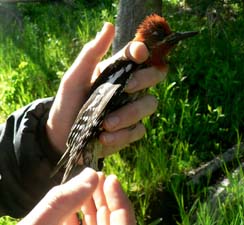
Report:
46,186,66,209
101,123,146,150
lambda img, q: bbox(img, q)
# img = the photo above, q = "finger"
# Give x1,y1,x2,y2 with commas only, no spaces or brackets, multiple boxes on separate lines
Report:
103,95,158,132
123,41,149,63
58,23,114,118
49,168,98,218
81,197,97,225
97,206,110,225
98,41,149,73
47,23,115,152
99,123,145,157
62,214,80,225
93,173,110,225
62,22,115,91
104,175,136,225
18,168,98,225
93,172,107,208
82,172,109,225
125,66,168,93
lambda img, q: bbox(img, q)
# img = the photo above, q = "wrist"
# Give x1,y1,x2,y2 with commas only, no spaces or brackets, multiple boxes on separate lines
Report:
46,116,68,155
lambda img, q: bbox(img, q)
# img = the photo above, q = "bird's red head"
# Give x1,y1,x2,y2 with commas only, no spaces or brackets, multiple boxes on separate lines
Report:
134,14,198,70
134,14,172,49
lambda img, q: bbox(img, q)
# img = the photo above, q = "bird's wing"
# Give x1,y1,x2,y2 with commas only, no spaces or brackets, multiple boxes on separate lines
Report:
52,82,121,183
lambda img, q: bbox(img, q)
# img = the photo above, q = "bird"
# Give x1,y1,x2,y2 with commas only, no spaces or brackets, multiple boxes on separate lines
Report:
52,14,198,183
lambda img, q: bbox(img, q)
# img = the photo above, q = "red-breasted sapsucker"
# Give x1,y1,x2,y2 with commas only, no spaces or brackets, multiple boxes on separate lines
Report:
53,14,198,183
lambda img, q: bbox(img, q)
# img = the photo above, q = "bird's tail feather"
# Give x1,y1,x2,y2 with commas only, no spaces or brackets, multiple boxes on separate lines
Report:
50,147,70,179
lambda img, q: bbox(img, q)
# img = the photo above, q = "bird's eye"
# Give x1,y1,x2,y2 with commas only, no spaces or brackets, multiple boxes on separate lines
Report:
157,28,166,40
152,31,158,36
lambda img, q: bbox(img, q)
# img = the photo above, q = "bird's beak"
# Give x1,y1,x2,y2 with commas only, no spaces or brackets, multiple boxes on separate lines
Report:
159,31,198,46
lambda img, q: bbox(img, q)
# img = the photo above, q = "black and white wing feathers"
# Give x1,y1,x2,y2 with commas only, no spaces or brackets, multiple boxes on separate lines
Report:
54,83,121,183
52,59,140,183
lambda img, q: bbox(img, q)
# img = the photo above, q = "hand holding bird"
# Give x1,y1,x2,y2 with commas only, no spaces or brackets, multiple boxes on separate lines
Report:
48,14,197,183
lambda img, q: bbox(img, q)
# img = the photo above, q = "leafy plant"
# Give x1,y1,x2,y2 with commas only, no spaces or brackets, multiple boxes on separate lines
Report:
0,1,244,224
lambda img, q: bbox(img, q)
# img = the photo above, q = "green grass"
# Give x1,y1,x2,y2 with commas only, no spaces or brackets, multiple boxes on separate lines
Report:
1,0,244,224
0,0,116,120
0,216,18,225
177,167,244,225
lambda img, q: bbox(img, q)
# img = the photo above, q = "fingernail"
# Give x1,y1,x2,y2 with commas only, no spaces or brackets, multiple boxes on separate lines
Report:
101,22,111,33
80,167,96,178
102,133,114,144
95,23,108,39
125,78,138,92
72,167,98,185
96,31,101,38
105,115,120,129
107,174,118,182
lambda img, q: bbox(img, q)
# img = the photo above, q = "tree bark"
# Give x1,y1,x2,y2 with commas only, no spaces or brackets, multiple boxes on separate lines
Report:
187,143,244,187
113,0,162,54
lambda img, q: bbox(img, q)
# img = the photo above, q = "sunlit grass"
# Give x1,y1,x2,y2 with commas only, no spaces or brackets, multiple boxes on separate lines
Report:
0,1,244,224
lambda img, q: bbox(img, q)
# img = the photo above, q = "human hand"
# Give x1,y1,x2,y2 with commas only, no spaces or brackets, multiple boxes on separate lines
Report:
18,168,136,225
46,22,167,156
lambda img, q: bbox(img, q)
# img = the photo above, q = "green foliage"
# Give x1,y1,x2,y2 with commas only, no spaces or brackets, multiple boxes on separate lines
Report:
0,216,18,225
0,1,244,224
179,169,244,225
0,1,116,120
167,5,244,160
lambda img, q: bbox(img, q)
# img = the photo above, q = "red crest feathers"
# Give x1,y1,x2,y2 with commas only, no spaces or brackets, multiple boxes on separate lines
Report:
134,14,172,48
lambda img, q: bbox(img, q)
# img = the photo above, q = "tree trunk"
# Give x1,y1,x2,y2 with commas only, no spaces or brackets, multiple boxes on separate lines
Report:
186,143,244,187
113,0,162,54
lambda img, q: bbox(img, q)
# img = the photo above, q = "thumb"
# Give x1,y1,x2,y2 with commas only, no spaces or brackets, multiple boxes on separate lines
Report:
62,22,115,90
46,22,115,152
18,168,98,225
